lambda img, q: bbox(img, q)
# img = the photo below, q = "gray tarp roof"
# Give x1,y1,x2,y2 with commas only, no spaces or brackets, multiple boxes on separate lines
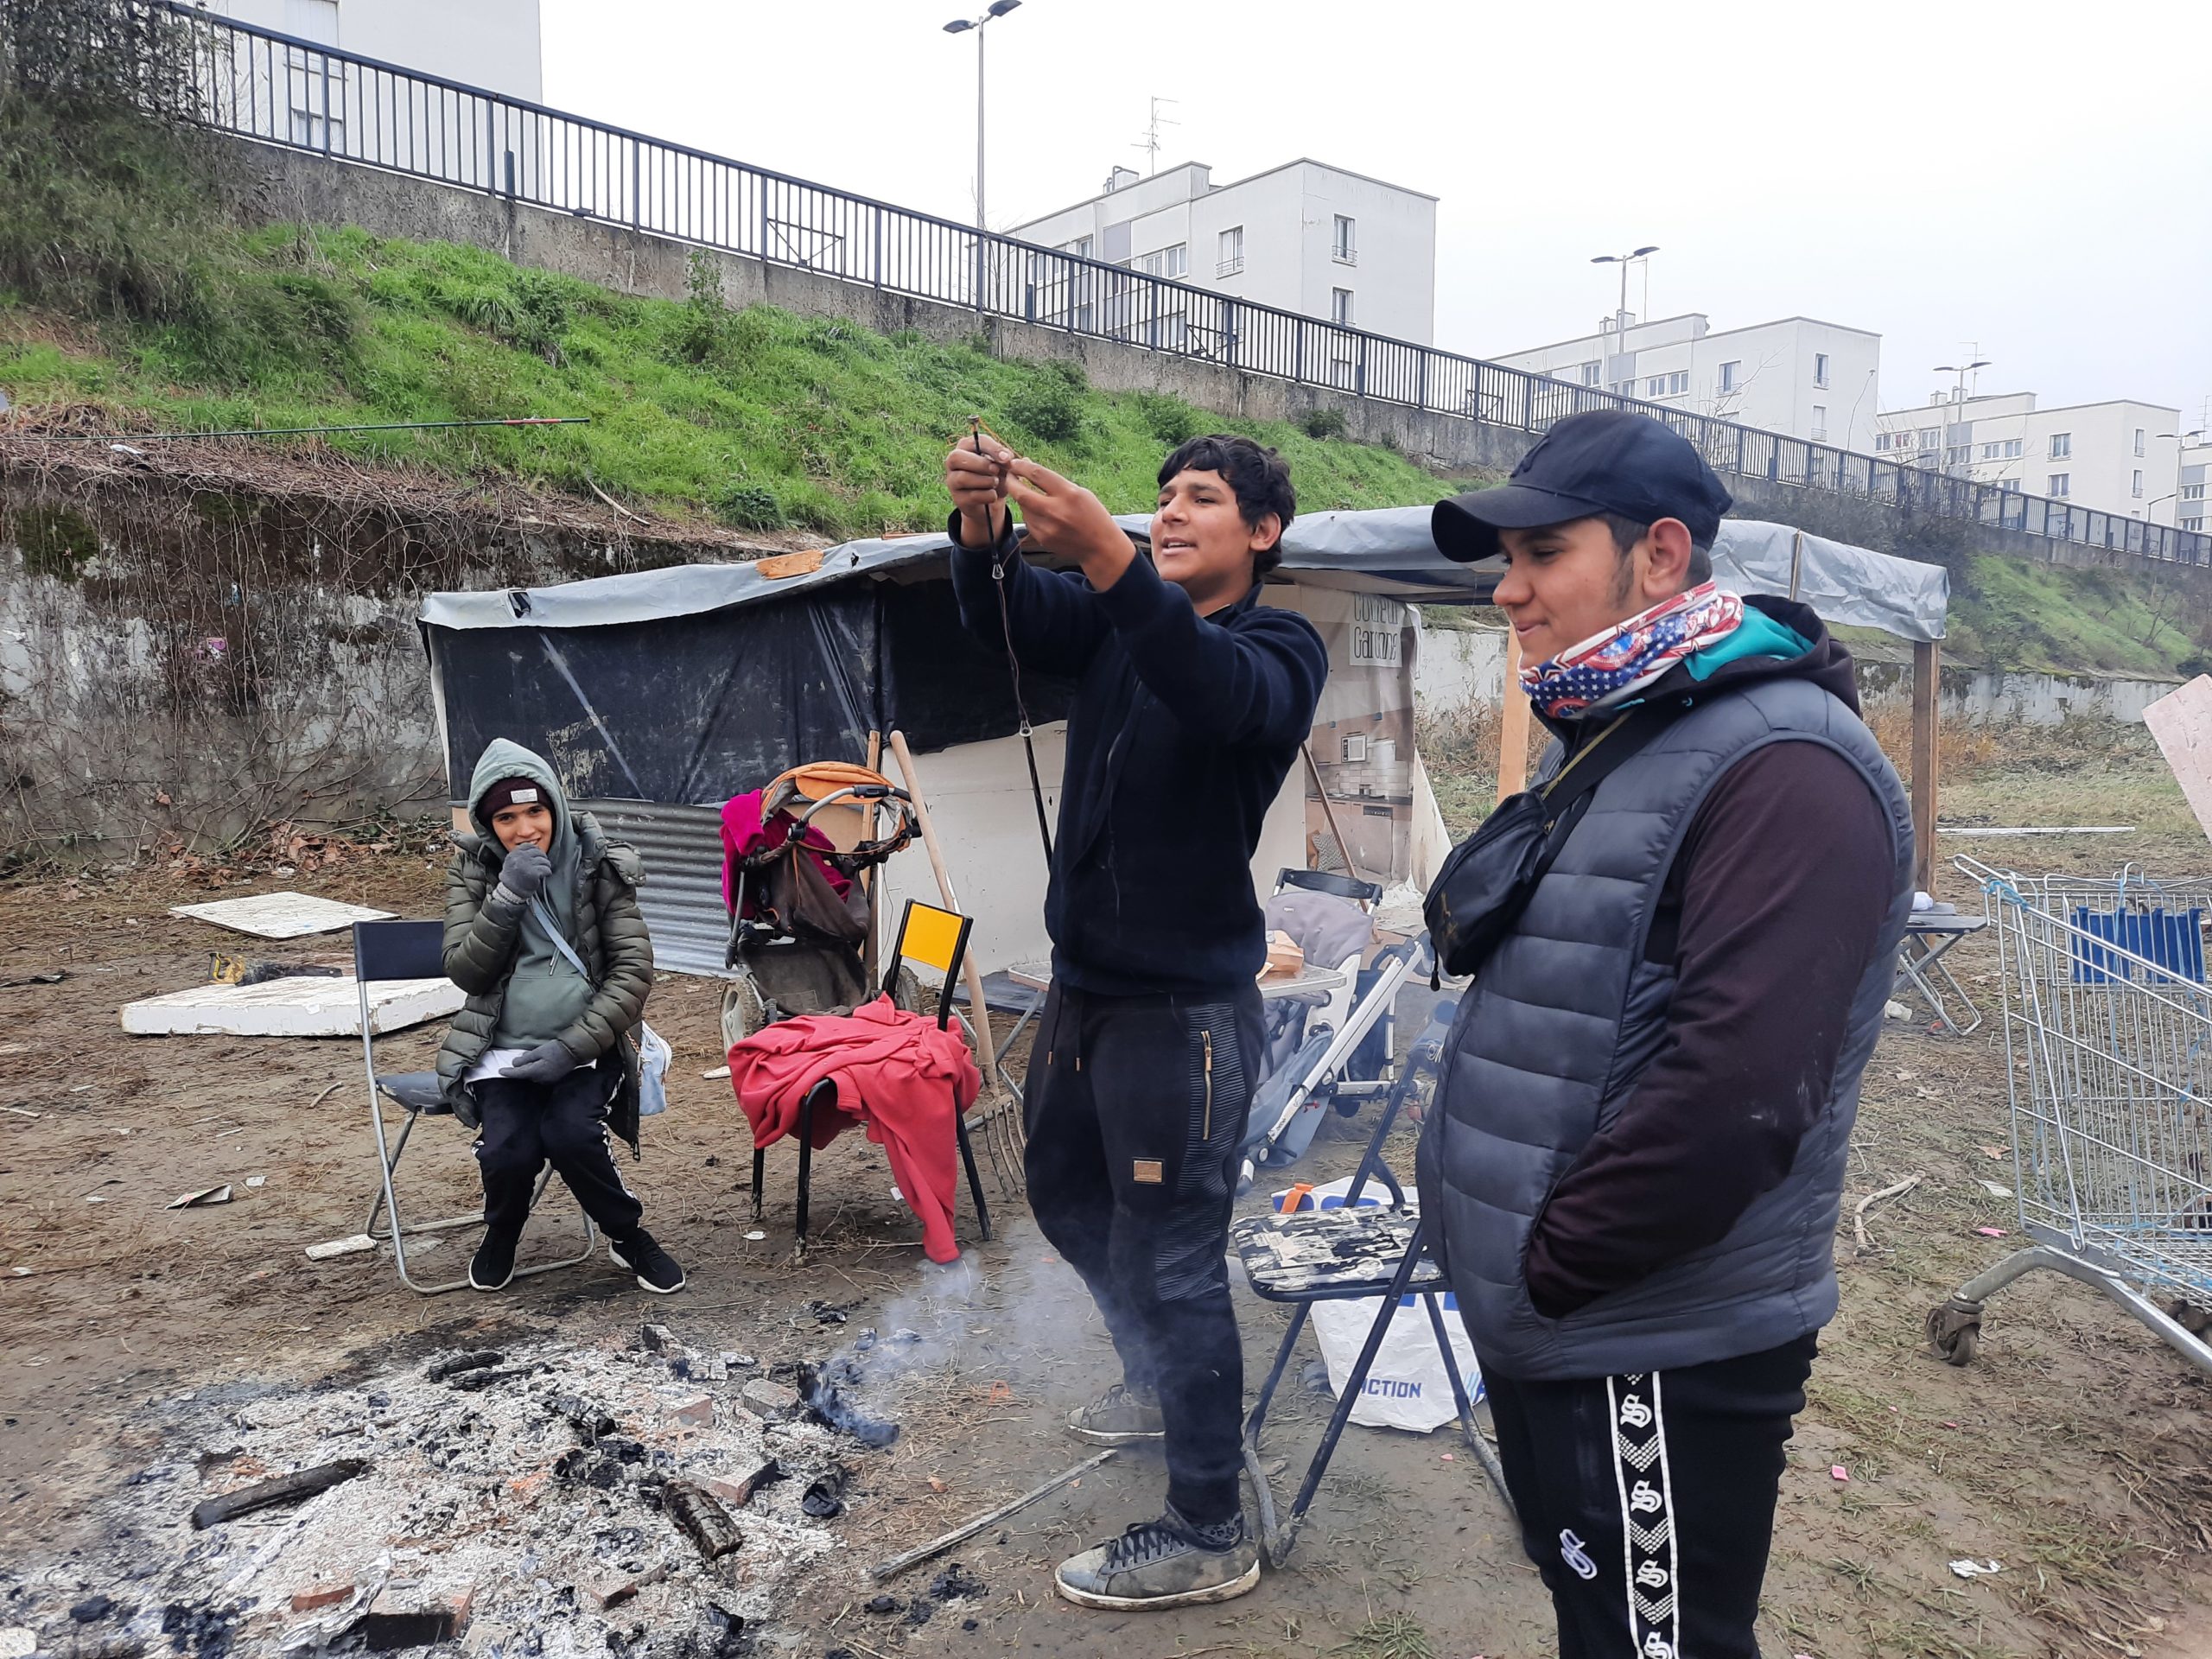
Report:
420,512,1947,641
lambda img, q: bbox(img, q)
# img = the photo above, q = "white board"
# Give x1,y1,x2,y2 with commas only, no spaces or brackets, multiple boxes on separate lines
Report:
120,976,461,1038
169,892,395,938
2145,676,2212,845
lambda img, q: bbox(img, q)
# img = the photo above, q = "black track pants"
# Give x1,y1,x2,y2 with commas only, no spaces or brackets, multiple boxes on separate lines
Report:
473,1068,643,1240
1023,981,1263,1526
1483,1335,1818,1659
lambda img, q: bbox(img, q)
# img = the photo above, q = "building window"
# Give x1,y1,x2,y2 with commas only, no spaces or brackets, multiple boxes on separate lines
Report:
1217,226,1243,277
1644,371,1689,398
1999,479,2022,493
1813,407,1830,442
1946,445,1971,466
2135,428,2146,456
1814,353,1830,388
2183,484,2207,500
1135,244,1187,279
1979,438,2023,461
1919,428,1940,448
2133,470,2145,498
1718,360,1741,393
1580,360,1602,386
2185,516,2204,531
2049,473,2071,497
1068,235,1093,260
2050,432,2072,460
1332,215,1357,264
1331,287,1354,326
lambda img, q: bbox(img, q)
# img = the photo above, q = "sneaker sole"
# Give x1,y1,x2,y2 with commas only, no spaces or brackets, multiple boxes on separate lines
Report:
467,1268,513,1293
609,1243,686,1296
1053,1559,1260,1611
1066,1421,1167,1446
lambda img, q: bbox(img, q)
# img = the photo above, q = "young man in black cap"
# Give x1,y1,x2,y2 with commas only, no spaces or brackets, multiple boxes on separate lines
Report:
1419,409,1912,1657
942,431,1326,1610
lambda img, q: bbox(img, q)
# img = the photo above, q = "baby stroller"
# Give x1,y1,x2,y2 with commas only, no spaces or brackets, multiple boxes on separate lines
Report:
720,761,921,1049
1238,869,1445,1192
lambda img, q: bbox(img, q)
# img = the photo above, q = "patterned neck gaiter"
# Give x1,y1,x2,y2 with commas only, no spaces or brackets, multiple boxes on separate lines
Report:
1519,582,1745,720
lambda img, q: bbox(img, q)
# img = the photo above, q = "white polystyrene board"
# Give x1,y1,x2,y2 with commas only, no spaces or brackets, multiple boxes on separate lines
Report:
120,976,461,1037
169,892,395,938
2144,676,2212,845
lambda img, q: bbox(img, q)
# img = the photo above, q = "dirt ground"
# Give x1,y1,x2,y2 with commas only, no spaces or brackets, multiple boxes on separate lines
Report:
4,738,2211,1658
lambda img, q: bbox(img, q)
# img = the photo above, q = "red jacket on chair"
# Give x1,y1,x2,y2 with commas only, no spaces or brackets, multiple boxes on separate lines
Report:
726,995,982,1262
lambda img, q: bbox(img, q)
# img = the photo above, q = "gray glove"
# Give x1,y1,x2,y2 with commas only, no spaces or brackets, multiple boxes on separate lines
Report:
500,1039,579,1086
497,842,553,899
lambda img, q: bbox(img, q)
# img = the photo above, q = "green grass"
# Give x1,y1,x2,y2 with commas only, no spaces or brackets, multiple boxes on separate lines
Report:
0,226,1465,540
1944,553,2207,678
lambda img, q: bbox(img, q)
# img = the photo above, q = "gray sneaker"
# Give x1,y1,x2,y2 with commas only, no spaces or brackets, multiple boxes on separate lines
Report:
1066,1381,1166,1445
1054,1510,1260,1610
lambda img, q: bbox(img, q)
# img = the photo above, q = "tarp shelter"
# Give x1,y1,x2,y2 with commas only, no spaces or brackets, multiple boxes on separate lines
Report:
418,513,1949,975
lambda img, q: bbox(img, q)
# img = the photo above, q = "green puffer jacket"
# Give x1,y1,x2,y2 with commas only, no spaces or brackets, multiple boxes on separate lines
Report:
435,810,654,1149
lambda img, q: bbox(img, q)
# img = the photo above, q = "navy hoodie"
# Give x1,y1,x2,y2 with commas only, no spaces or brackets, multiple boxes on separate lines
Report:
949,516,1328,998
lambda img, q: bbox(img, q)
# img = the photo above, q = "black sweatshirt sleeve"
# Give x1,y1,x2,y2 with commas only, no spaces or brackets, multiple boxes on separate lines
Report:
1089,551,1328,747
947,512,1109,677
1522,741,1897,1319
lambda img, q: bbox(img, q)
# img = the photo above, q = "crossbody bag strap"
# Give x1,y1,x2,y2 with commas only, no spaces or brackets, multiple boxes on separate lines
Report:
528,894,594,982
1529,706,1673,863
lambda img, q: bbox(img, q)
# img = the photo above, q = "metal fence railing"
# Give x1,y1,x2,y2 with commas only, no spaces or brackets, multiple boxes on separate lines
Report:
165,5,2211,572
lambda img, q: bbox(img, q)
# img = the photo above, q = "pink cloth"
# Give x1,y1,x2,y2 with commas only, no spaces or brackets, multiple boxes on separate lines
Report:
726,995,982,1263
720,790,851,915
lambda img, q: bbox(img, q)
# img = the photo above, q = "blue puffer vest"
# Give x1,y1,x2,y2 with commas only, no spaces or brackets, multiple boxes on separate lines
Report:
1419,666,1913,1381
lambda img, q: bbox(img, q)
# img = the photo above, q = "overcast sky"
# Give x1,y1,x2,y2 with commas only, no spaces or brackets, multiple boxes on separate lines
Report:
544,0,2212,429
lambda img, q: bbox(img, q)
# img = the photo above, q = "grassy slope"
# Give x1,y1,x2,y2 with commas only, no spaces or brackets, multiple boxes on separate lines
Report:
0,226,1461,538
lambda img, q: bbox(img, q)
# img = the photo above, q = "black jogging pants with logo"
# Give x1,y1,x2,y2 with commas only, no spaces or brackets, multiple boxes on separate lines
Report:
1023,980,1264,1527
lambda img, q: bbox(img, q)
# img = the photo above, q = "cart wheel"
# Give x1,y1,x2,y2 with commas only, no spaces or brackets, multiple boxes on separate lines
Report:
1925,1301,1981,1366
890,965,923,1015
720,975,771,1052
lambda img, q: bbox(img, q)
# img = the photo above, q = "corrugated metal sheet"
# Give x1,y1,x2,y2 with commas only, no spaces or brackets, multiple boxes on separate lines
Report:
576,798,731,978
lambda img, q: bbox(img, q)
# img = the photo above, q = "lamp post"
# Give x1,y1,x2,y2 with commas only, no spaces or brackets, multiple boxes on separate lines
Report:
1932,359,1991,479
943,0,1022,235
1590,245,1658,352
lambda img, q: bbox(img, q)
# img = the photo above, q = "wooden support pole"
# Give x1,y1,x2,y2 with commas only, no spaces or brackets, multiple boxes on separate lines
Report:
1911,639,1940,895
887,729,1004,1102
1497,628,1532,803
860,730,883,991
1300,741,1365,883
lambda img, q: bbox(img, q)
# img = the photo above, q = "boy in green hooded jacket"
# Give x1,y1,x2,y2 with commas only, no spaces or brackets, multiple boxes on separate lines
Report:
437,738,683,1294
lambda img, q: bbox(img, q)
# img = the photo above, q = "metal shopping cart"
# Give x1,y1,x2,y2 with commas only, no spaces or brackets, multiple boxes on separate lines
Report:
1927,858,2212,1376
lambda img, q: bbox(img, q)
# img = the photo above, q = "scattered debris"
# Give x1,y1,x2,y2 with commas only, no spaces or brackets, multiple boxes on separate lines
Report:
1977,1179,2013,1198
741,1378,801,1420
167,1184,234,1211
423,1350,505,1382
869,1450,1116,1581
801,1467,849,1519
169,892,395,939
190,1459,368,1529
0,970,67,988
1831,1465,1850,1483
1948,1557,2005,1579
1853,1172,1923,1255
5,1107,41,1120
1976,1226,2010,1238
799,1357,900,1449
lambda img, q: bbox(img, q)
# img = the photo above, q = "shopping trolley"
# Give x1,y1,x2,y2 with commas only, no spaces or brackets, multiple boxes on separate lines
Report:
1928,858,2212,1376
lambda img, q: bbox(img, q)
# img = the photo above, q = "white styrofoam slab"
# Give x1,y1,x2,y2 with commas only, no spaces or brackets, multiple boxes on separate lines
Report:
168,892,395,939
2145,676,2212,846
120,976,461,1038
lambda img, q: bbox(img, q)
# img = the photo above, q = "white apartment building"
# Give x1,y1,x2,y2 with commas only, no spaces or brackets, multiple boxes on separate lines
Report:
1007,160,1438,347
1491,314,1883,452
198,0,543,191
1872,392,2183,526
2180,440,2210,535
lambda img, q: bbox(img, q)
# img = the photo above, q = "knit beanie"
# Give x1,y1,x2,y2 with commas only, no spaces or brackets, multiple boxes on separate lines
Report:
480,775,546,818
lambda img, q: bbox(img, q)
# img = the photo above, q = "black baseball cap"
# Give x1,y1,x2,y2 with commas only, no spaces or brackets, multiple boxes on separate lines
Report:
1431,409,1733,563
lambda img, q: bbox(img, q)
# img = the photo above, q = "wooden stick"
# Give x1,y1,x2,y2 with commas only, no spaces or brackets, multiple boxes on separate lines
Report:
191,1459,368,1529
1497,629,1532,802
1910,639,1941,896
1853,1171,1923,1255
861,730,883,991
1300,741,1365,886
868,1449,1116,1580
887,730,1003,1102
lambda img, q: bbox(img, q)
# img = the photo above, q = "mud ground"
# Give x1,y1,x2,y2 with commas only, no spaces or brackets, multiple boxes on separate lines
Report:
3,745,2210,1657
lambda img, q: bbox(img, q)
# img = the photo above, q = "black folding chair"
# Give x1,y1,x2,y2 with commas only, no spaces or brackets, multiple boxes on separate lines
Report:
355,919,594,1295
1234,994,1514,1566
1276,867,1386,907
750,899,993,1253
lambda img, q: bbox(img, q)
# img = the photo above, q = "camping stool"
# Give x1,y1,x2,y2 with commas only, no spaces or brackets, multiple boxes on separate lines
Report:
1233,1053,1512,1567
1894,912,1989,1036
750,899,994,1253
1275,867,1385,909
354,919,594,1294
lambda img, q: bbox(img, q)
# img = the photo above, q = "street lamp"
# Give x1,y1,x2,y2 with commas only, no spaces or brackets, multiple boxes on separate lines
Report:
1932,359,1991,479
944,0,1022,234
1590,245,1659,346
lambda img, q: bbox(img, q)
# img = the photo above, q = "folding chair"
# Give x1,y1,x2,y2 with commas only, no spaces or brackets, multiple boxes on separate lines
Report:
1893,912,1989,1035
749,899,994,1252
1233,997,1513,1566
355,919,594,1295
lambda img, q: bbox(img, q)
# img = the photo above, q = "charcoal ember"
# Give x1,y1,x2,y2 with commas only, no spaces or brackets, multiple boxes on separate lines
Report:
800,1467,847,1519
797,1359,899,1450
601,1437,647,1465
863,1595,899,1616
962,1618,979,1630
930,1562,988,1601
588,1459,624,1491
70,1593,118,1623
903,1595,934,1628
593,1525,645,1560
423,1350,504,1382
663,1480,742,1561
